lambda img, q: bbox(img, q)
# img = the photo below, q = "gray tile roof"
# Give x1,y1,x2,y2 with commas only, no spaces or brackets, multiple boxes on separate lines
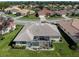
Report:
58,20,79,36
28,23,60,37
58,20,79,43
14,23,33,41
14,22,61,42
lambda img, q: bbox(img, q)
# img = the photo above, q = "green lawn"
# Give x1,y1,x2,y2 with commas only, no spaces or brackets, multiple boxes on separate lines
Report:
5,14,64,21
69,16,79,19
20,15,63,21
47,16,63,20
20,15,39,21
0,25,79,57
5,14,17,17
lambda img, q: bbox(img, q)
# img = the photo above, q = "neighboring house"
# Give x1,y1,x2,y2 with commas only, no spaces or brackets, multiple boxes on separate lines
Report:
60,5,65,8
74,9,79,14
0,12,5,15
66,9,75,16
38,7,54,16
12,22,61,50
19,9,35,16
38,7,54,21
57,19,79,49
0,16,16,35
5,6,21,14
19,9,29,16
55,10,67,15
5,5,31,16
37,7,68,21
74,4,79,9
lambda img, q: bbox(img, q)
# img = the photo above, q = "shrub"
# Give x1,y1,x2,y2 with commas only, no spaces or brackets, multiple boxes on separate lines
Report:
50,13,61,17
14,45,26,49
59,39,62,42
16,12,21,16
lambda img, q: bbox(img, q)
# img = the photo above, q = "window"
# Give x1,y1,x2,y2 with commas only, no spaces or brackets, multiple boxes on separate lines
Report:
34,36,49,41
32,41,39,46
52,40,55,42
20,41,26,44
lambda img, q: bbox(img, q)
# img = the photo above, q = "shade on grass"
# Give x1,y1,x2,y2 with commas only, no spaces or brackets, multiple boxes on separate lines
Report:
0,25,22,48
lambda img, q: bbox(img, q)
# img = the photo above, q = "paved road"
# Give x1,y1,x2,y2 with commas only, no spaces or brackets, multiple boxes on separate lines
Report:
13,16,65,25
62,14,72,20
5,14,72,25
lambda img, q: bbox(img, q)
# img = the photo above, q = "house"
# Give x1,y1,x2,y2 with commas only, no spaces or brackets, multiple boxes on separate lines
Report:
5,5,21,14
12,22,61,50
38,7,54,16
18,9,30,16
37,7,68,21
74,9,79,14
0,12,5,15
55,10,67,15
57,19,79,49
74,4,79,9
5,5,35,16
0,16,16,35
38,7,54,22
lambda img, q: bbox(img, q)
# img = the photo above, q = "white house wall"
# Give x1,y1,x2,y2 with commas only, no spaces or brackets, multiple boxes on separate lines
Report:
50,37,60,43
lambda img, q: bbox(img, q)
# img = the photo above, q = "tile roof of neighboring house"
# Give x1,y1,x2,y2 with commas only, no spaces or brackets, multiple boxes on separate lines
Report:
14,23,61,42
72,19,79,31
6,5,30,11
19,9,29,14
5,6,21,13
5,7,12,11
55,10,67,15
11,8,21,12
6,18,15,27
38,7,68,16
75,9,79,14
58,20,79,36
58,20,79,42
38,8,54,16
5,6,32,16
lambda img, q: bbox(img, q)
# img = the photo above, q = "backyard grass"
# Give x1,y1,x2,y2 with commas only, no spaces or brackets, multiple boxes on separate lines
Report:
0,25,79,57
